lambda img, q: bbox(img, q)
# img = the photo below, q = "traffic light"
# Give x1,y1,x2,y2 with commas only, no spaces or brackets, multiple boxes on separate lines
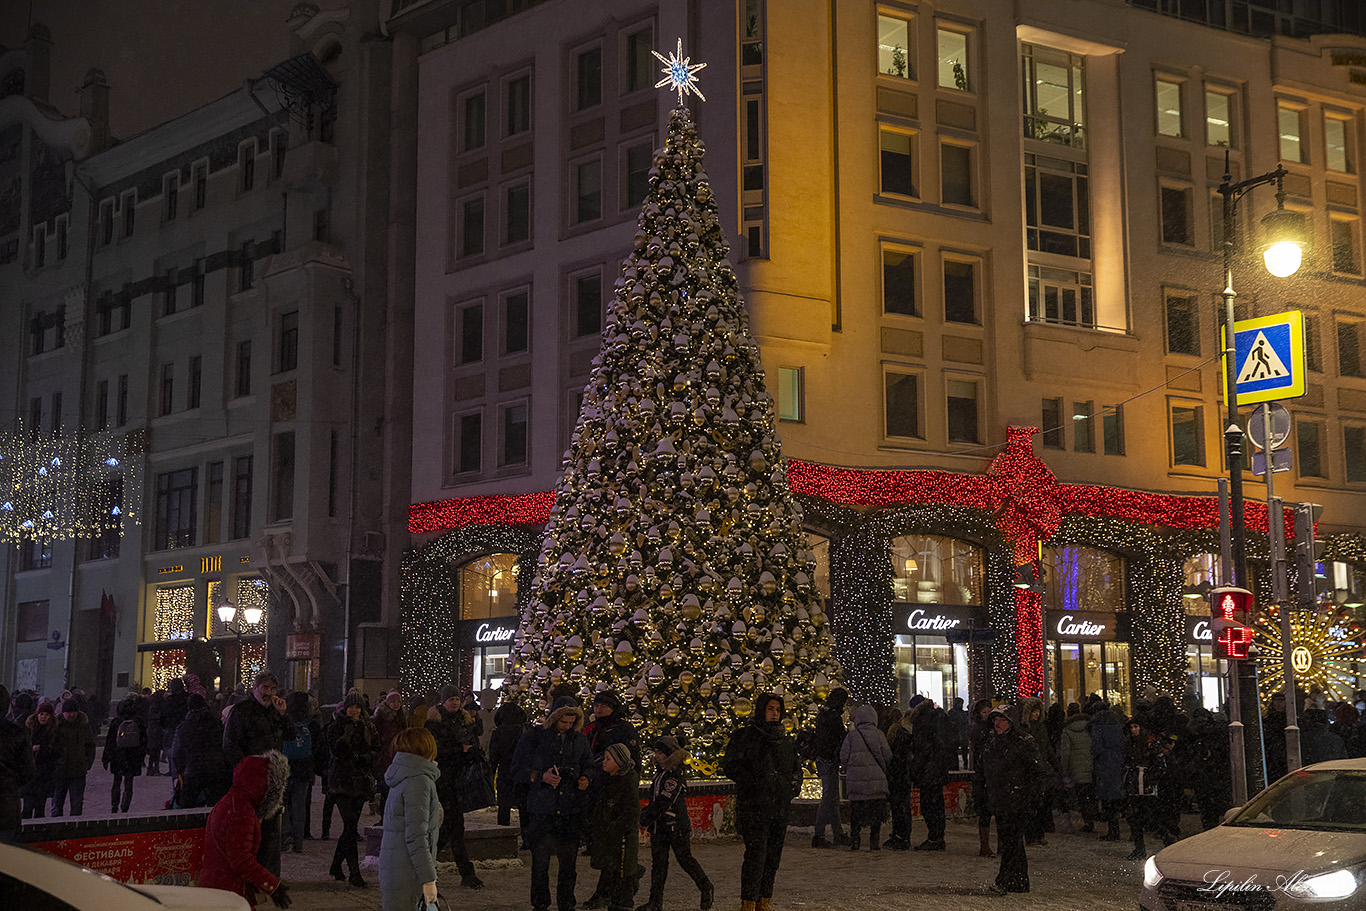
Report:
1293,502,1326,609
1209,585,1255,660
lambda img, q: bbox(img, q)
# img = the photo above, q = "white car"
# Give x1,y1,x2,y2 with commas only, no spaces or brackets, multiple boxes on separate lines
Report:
0,842,250,910
1141,757,1366,910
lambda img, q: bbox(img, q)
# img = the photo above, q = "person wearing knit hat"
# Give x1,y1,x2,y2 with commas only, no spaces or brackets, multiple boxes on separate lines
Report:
587,735,641,911
513,695,591,911
723,694,802,911
50,695,95,818
22,701,58,821
424,684,485,890
639,736,713,911
581,691,642,910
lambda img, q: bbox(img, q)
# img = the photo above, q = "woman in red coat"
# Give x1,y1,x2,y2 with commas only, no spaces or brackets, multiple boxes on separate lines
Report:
201,751,293,909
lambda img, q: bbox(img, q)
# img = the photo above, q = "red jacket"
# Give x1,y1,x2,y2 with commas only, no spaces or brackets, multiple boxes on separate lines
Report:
199,755,281,906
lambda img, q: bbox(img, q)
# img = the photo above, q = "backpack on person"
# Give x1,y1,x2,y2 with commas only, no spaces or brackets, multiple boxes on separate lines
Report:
116,718,142,750
282,721,313,762
795,728,819,762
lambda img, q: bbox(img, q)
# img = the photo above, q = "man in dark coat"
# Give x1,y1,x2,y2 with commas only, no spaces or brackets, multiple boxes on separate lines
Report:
0,684,36,843
325,692,377,886
811,687,849,848
426,684,485,890
51,698,96,817
968,699,995,856
1180,708,1231,831
222,671,292,877
172,692,231,807
583,690,640,771
102,698,147,813
1088,702,1126,840
982,709,1042,895
513,697,592,911
909,703,954,850
487,701,528,831
723,693,802,911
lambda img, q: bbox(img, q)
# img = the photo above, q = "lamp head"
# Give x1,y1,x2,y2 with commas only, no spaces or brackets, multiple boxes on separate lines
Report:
1260,208,1306,277
216,602,236,624
242,606,263,625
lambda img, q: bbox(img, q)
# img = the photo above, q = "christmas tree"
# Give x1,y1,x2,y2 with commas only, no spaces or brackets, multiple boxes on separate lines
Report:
504,48,841,770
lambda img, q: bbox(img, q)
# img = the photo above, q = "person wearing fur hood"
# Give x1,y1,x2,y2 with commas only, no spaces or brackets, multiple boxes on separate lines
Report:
201,750,293,909
639,736,713,911
512,696,591,911
22,703,58,819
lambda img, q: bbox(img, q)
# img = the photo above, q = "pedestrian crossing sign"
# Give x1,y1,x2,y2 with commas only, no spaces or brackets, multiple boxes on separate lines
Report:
1220,310,1306,405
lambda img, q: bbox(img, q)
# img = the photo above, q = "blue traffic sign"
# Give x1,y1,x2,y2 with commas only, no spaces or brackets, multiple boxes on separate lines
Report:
1221,311,1306,405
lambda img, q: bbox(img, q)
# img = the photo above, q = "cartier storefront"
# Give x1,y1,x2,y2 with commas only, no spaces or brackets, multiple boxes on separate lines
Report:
1044,609,1133,714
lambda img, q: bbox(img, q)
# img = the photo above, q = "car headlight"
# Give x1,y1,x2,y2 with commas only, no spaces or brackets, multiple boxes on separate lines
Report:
1284,869,1358,901
1143,856,1163,889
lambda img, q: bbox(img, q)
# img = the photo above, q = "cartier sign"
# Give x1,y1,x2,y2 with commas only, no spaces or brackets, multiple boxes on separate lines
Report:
892,604,984,636
1044,611,1126,641
457,617,520,649
1186,618,1213,643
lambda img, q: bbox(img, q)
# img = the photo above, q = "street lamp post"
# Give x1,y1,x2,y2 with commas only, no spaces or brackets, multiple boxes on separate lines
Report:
216,600,264,688
1217,156,1307,805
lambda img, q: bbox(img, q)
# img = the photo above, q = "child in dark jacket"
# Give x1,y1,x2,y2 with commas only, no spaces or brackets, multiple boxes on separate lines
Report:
588,742,641,911
639,736,713,911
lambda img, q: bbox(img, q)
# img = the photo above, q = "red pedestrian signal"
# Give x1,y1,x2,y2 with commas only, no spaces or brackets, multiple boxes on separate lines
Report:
1209,586,1255,660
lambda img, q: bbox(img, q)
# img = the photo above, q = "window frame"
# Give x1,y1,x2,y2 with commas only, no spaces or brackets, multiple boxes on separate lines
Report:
454,409,483,477
777,366,804,423
502,179,532,246
1073,400,1095,453
1278,101,1308,164
573,43,603,112
1204,86,1237,149
277,310,299,374
457,193,486,259
1041,397,1064,449
1296,417,1328,480
622,24,656,96
239,140,257,193
501,287,531,356
504,70,532,138
877,126,919,199
940,139,977,209
881,243,920,318
1154,75,1185,138
458,87,487,153
935,22,973,93
498,399,530,469
1338,317,1364,378
883,366,924,441
570,268,604,338
1324,112,1354,174
1169,399,1206,468
876,11,916,82
455,300,485,366
945,375,982,445
1344,424,1366,484
942,256,979,325
1164,289,1201,356
1159,181,1195,247
622,137,655,211
1330,215,1361,277
571,155,604,225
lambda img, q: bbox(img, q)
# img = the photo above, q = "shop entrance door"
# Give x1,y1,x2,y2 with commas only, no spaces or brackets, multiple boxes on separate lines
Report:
1048,640,1131,713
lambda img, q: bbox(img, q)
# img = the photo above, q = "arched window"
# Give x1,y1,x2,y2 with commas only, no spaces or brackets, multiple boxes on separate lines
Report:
806,533,832,601
459,553,520,620
889,534,983,605
1045,545,1124,612
1181,553,1222,616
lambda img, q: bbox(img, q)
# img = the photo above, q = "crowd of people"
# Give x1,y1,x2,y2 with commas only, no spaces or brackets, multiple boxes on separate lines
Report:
4,670,1366,909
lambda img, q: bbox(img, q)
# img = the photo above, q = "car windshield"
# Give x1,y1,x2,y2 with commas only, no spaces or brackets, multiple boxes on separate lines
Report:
1229,769,1366,831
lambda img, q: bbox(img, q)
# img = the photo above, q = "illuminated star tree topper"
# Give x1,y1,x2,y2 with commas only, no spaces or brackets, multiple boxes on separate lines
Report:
654,37,706,104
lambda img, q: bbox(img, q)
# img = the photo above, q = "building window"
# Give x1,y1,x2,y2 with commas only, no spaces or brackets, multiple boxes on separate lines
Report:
573,271,602,337
506,73,531,136
1022,45,1086,148
56,217,67,260
878,14,913,80
575,46,602,110
236,340,252,397
160,363,175,416
1345,426,1366,483
165,174,179,220
1339,319,1363,377
459,553,521,620
459,196,485,257
1160,184,1194,246
882,248,918,316
1206,89,1234,147
1171,403,1204,466
122,192,135,237
191,260,205,308
1045,545,1125,612
187,355,202,410
777,366,803,422
946,379,980,443
1024,154,1090,256
1297,419,1326,478
943,259,977,324
205,461,224,545
1325,115,1353,173
1165,292,1200,355
240,142,256,191
96,379,109,431
17,600,48,641
504,182,531,245
889,534,983,604
1042,397,1064,449
457,411,482,474
936,25,970,91
624,140,653,208
1279,103,1306,163
100,200,114,246
574,159,602,224
624,26,654,94
154,467,198,550
885,370,920,439
1155,77,1184,137
272,432,295,521
1027,265,1094,328
278,311,299,372
1331,218,1360,275
500,402,528,467
192,162,207,210
1073,401,1095,452
878,129,917,198
462,90,486,151
231,455,253,539
238,240,254,291
503,290,529,354
459,302,484,364
117,374,128,426
20,540,52,571
941,142,975,207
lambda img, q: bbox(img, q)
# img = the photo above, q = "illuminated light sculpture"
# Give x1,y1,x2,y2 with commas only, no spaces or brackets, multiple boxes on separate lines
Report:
1255,605,1363,704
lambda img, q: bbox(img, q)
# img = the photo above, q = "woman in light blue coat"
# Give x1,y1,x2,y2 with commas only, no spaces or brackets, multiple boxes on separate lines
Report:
380,727,444,911
839,703,892,850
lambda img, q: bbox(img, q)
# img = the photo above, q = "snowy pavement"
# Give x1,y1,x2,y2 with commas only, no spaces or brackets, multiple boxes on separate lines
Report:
32,763,1153,909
